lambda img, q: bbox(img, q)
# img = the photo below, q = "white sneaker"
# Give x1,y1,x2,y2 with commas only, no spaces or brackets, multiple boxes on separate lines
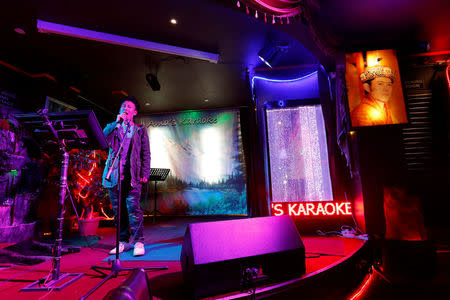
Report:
109,242,130,255
133,242,145,256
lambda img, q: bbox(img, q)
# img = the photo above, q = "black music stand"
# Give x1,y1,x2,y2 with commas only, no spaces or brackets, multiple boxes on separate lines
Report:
15,109,107,292
148,168,170,224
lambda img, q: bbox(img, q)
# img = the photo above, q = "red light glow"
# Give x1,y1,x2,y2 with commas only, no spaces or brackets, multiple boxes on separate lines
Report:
446,65,450,93
271,201,352,217
74,151,99,201
349,268,375,300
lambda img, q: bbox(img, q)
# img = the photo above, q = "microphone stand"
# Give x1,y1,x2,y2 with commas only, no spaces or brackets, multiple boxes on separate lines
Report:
81,120,167,300
22,109,84,292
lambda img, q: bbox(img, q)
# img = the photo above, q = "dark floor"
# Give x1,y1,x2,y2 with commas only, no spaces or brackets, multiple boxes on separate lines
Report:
353,225,450,300
0,215,368,300
0,216,449,299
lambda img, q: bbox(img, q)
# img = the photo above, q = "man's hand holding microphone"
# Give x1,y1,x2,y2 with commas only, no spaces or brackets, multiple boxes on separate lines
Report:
116,111,129,125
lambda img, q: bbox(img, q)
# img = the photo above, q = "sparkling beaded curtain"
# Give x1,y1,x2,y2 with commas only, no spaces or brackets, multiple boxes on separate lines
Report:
266,105,333,202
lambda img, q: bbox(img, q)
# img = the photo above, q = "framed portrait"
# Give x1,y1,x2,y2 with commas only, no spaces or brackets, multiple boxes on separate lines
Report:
345,49,408,127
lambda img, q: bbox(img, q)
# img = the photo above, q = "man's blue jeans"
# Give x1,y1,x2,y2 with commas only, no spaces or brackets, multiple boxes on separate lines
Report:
108,177,144,243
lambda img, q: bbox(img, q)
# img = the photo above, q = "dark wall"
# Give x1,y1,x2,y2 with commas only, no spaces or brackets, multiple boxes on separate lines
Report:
354,126,406,236
0,64,113,126
348,61,449,236
0,66,46,112
400,64,449,226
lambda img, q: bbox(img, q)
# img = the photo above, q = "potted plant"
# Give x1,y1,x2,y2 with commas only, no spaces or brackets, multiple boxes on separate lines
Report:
69,149,110,236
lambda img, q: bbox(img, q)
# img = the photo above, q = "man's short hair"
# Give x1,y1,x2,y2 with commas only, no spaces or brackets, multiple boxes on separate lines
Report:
121,96,141,112
360,66,396,83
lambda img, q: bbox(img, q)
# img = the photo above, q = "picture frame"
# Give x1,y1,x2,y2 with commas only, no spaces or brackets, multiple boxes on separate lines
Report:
345,49,408,127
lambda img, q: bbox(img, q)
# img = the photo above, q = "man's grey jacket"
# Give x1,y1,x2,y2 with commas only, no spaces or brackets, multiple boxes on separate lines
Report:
102,121,151,188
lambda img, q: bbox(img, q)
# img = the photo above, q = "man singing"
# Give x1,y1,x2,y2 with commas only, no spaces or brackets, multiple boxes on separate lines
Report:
102,97,150,256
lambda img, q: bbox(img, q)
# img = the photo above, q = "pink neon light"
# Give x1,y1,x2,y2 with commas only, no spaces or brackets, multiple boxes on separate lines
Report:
270,202,352,217
253,0,292,13
78,190,89,199
349,269,375,300
446,65,450,92
75,160,97,200
88,162,97,176
0,60,56,81
409,50,450,57
77,172,90,184
251,0,300,17
277,0,300,3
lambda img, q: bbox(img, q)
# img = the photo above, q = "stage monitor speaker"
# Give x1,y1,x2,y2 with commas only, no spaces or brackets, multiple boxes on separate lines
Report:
180,215,305,298
103,268,151,300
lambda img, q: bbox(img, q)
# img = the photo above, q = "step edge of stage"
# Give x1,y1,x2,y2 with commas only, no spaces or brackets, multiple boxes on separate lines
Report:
213,238,369,300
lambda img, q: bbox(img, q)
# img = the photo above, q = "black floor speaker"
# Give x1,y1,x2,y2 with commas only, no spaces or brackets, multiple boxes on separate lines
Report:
180,215,305,298
103,268,151,300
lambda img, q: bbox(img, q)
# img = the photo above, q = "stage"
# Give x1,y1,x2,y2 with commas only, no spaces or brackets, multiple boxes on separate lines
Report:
0,216,370,299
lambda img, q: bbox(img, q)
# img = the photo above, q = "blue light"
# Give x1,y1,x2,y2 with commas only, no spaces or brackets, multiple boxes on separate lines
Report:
320,65,333,101
259,55,273,68
251,71,318,91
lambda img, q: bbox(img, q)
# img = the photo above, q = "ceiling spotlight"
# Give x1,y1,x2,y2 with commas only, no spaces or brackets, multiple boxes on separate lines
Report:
258,42,289,68
145,73,160,91
204,99,209,102
170,18,178,25
145,102,151,106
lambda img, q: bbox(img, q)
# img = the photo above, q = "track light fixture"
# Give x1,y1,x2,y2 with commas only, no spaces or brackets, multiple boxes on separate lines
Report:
257,41,289,68
36,19,219,63
146,73,160,91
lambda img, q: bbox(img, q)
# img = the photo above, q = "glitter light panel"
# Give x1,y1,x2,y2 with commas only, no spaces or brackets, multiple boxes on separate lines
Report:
266,105,333,202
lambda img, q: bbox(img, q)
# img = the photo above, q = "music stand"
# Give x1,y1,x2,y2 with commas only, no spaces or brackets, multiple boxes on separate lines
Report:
148,168,170,224
15,109,107,292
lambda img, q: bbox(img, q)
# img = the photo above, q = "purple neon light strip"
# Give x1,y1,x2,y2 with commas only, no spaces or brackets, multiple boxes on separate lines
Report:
36,19,219,63
251,70,317,90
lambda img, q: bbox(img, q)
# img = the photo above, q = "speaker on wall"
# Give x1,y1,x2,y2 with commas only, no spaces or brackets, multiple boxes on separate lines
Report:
180,215,305,298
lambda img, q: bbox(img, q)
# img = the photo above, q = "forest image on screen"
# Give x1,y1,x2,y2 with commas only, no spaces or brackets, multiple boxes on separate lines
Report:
140,110,247,215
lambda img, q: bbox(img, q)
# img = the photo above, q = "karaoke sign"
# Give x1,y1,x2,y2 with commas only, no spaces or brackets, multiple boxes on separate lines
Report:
271,201,352,217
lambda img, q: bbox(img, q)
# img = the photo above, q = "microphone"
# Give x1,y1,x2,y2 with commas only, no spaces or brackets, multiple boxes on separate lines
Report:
117,112,128,125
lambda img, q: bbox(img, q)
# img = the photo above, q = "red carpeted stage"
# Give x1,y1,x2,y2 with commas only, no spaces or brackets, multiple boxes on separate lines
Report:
0,216,370,300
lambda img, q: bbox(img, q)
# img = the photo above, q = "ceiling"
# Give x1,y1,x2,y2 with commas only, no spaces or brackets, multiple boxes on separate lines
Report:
311,0,450,52
0,0,448,116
